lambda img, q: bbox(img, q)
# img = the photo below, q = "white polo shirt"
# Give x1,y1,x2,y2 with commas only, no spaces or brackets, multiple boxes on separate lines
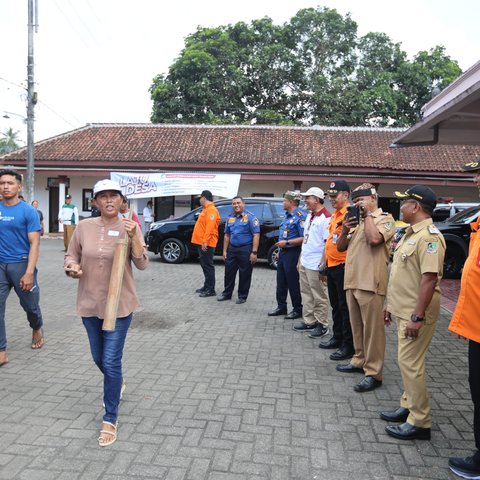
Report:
300,208,330,270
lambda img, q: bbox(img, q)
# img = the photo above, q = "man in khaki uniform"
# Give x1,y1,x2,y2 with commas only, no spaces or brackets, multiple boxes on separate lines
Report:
381,185,445,441
336,183,395,392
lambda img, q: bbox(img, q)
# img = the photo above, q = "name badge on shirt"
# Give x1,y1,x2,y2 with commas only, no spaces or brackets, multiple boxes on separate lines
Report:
108,230,120,237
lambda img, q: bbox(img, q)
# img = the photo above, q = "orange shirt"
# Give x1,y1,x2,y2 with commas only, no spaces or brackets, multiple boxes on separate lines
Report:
191,202,220,247
325,206,348,267
449,217,480,342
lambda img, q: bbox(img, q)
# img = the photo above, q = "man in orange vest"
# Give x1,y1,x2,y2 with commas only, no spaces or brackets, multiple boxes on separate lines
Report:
191,190,220,297
448,160,480,479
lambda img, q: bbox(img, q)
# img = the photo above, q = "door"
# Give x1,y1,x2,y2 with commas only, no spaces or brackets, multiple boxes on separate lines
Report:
49,187,60,233
154,196,174,221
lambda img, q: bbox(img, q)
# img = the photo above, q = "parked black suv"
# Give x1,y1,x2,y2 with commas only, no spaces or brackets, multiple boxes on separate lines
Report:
434,205,480,278
146,197,286,268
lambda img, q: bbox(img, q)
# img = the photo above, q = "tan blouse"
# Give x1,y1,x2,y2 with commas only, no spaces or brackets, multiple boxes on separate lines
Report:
65,217,148,318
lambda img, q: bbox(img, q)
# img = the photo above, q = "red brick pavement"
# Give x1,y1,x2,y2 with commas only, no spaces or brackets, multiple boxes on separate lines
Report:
441,278,460,313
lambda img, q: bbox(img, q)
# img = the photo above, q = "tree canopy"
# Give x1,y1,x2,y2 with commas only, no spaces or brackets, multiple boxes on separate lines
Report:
149,7,461,127
0,127,21,154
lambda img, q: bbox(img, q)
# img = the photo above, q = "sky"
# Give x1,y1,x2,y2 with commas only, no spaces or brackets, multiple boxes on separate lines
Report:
0,0,479,144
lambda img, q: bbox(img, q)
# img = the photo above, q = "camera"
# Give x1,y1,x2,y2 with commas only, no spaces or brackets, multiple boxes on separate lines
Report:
346,205,360,223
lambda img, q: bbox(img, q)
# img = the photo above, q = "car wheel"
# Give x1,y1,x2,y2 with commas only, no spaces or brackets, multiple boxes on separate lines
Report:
267,245,280,270
443,243,465,279
160,238,186,264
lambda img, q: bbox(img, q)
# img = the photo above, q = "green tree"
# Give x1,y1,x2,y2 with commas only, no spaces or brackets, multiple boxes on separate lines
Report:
0,127,21,153
150,7,462,127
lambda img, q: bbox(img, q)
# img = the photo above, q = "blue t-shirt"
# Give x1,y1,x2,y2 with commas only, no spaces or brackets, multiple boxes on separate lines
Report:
279,207,306,244
0,201,41,263
225,209,261,246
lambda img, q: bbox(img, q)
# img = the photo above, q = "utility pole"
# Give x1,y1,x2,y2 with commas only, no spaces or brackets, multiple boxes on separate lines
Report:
25,0,37,203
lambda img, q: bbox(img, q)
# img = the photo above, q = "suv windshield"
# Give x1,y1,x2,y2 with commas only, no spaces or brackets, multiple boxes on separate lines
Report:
444,205,480,224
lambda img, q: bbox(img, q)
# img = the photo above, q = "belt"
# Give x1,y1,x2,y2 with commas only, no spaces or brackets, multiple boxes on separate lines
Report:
230,243,251,248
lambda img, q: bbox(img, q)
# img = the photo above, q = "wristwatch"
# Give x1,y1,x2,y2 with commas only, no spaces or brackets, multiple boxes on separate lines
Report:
251,251,257,254
286,240,290,246
410,313,425,323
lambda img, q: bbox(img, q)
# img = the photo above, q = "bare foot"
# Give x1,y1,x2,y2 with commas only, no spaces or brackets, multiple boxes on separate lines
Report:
31,328,44,349
0,351,8,366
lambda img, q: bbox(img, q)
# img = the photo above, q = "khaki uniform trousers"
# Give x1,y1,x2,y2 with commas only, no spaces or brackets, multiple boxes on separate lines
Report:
346,289,385,380
396,315,436,428
64,224,76,250
299,264,328,327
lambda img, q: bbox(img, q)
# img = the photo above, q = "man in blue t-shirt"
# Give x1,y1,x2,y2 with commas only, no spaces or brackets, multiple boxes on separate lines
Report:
0,169,44,366
218,197,260,304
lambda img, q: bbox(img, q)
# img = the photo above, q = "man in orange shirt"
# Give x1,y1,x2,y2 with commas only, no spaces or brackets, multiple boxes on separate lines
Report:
448,161,480,479
191,190,220,297
318,180,354,361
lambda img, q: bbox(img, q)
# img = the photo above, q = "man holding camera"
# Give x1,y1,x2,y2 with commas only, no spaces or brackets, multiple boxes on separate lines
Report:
335,183,395,392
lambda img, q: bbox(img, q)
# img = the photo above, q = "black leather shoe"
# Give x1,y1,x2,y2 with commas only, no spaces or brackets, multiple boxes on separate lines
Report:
336,363,363,373
449,454,480,478
354,376,382,392
199,290,216,297
319,337,341,349
293,322,317,332
308,325,329,338
217,295,232,301
380,407,410,423
268,307,288,316
329,346,354,361
285,310,302,320
385,422,431,440
195,287,206,293
236,298,246,304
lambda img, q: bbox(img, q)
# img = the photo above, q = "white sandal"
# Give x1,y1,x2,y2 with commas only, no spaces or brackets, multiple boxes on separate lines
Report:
98,421,117,447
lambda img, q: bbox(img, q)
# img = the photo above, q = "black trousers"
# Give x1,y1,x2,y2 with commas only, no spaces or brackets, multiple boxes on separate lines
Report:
469,340,480,451
276,247,302,312
326,263,353,350
223,244,253,300
198,246,215,292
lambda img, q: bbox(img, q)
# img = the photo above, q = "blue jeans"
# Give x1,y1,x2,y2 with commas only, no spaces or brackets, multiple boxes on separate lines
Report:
82,314,132,423
0,262,43,351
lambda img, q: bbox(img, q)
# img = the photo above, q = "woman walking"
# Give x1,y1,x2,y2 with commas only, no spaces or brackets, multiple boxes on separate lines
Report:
64,179,148,446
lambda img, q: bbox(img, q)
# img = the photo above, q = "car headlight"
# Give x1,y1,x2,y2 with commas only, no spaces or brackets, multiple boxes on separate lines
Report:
149,222,165,231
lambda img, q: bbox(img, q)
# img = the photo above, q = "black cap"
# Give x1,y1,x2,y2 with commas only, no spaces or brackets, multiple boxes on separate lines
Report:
65,194,72,199
326,180,350,195
462,160,480,172
200,190,213,201
394,185,437,209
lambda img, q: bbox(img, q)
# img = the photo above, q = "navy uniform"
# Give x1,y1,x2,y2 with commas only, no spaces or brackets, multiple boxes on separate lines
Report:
220,209,260,302
269,191,306,318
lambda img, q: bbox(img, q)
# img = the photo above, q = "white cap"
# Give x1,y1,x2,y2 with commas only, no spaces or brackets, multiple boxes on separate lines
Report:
300,187,325,200
93,179,123,197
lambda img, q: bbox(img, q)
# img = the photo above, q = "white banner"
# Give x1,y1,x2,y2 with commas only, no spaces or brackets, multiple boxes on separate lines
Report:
110,172,241,199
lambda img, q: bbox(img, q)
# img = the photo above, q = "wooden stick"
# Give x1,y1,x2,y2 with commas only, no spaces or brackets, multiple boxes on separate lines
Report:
103,211,132,331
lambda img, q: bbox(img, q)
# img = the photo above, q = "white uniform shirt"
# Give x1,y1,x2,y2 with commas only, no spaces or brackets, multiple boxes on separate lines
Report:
300,210,330,270
143,206,153,223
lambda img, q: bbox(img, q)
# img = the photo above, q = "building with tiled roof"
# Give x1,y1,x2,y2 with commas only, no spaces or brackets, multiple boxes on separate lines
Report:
1,123,479,233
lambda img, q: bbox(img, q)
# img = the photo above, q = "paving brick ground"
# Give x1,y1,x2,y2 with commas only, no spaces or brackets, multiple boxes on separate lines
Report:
0,239,473,479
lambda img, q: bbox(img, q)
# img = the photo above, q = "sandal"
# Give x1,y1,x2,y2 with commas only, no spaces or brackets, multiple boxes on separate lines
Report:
98,421,117,447
0,352,8,367
31,328,44,349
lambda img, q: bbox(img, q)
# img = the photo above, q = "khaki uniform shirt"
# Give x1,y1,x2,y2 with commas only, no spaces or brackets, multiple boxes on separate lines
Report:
344,208,395,294
388,218,446,322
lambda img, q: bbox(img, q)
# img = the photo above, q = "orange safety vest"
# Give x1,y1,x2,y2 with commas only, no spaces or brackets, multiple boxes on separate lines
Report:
191,203,220,248
448,217,480,342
